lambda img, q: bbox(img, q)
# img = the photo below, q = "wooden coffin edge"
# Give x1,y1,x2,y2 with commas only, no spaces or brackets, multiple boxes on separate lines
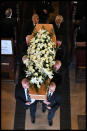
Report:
28,24,56,48
29,94,47,100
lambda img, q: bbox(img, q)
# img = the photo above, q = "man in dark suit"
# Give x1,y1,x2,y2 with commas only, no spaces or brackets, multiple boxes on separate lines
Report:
20,13,39,60
55,34,65,66
41,34,65,126
0,8,17,39
42,82,62,126
51,34,66,97
34,1,54,23
52,15,64,38
23,13,39,44
15,78,37,123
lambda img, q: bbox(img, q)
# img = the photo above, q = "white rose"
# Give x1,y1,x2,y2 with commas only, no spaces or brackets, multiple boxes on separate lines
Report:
34,73,38,76
29,66,33,70
46,64,49,67
41,50,45,54
35,39,39,43
38,34,41,39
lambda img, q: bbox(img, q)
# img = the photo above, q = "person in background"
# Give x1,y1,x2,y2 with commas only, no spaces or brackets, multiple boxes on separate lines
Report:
23,13,39,44
15,78,37,123
34,1,54,23
0,8,19,63
0,8,17,39
74,17,86,42
5,8,12,18
52,34,66,88
42,82,62,126
21,13,39,58
55,34,65,62
52,15,64,38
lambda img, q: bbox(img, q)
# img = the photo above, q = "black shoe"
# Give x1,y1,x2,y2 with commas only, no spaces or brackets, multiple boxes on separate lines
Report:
48,120,53,126
31,119,35,123
26,107,28,110
42,109,46,113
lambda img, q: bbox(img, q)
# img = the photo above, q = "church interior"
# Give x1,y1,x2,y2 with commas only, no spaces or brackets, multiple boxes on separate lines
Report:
0,1,86,130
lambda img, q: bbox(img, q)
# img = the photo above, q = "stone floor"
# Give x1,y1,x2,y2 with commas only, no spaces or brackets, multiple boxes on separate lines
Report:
69,64,86,130
1,81,16,130
25,102,60,130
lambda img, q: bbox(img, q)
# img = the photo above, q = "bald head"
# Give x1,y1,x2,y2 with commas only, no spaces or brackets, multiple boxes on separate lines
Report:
22,78,29,89
49,82,56,93
55,15,64,25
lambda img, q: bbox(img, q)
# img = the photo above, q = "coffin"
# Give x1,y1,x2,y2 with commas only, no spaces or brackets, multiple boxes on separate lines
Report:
27,24,56,100
29,78,51,100
28,24,56,47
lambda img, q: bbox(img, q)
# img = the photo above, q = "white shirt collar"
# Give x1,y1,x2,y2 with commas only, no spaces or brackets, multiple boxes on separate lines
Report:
24,88,35,103
48,91,53,96
24,88,27,92
33,23,36,26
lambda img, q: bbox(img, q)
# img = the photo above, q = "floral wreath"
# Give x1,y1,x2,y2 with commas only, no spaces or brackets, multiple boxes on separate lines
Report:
23,26,59,92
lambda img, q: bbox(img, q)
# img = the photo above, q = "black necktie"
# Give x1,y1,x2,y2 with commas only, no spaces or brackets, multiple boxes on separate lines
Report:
47,93,51,101
27,89,31,102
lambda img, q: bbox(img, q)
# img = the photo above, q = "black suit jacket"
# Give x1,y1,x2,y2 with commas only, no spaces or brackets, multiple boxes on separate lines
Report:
34,1,54,23
15,56,30,109
22,20,36,55
15,82,28,108
0,17,17,39
47,91,62,112
51,21,64,39
23,20,35,41
51,43,65,85
15,81,37,109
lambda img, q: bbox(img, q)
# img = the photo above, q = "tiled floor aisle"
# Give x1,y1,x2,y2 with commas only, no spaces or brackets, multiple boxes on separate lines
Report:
1,81,16,129
69,66,86,129
25,102,60,130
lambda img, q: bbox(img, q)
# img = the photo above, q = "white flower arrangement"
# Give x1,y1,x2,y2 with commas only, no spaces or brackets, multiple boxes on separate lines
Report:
24,28,56,90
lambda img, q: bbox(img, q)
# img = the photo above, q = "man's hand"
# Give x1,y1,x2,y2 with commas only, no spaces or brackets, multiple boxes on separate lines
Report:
43,100,50,105
43,9,48,14
22,55,27,63
47,106,51,110
54,60,62,71
26,35,31,45
25,102,31,105
56,40,62,47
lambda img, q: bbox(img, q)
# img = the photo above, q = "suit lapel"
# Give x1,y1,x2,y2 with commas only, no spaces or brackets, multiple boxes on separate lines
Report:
50,92,56,104
21,87,26,101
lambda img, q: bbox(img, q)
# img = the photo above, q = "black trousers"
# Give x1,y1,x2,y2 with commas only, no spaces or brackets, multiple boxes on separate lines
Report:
29,101,37,120
48,109,57,121
42,102,59,121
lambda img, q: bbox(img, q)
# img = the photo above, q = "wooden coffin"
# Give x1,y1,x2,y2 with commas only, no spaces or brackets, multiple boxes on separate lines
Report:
29,78,51,100
28,24,56,100
28,24,56,48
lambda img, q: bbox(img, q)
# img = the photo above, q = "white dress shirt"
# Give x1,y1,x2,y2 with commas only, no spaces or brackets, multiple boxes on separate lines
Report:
48,91,53,97
24,88,35,104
